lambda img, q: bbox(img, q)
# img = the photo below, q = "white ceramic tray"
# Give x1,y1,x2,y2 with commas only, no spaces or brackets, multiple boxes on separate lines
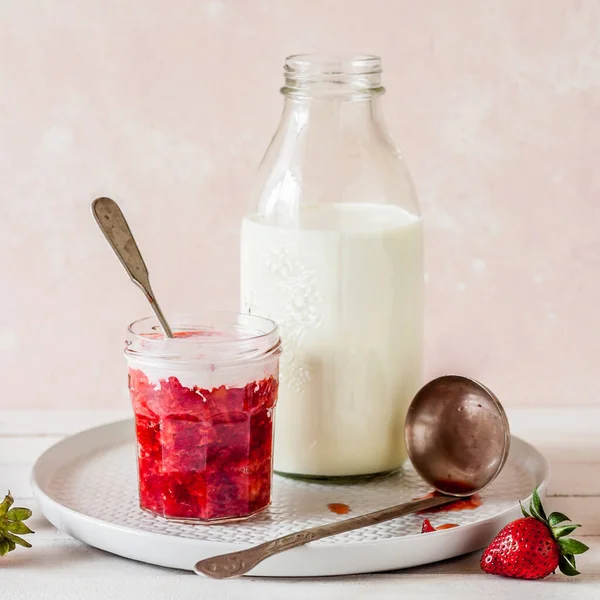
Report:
31,419,549,577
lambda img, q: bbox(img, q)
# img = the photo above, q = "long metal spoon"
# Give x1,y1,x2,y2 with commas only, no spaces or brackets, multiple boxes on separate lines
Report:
91,197,173,338
194,375,510,579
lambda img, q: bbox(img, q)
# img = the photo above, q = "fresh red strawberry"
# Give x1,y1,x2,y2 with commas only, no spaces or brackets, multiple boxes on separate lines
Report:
421,518,436,533
481,488,589,579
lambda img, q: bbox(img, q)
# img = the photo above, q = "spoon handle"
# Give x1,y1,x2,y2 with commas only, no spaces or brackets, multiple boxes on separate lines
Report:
194,495,455,579
91,197,173,338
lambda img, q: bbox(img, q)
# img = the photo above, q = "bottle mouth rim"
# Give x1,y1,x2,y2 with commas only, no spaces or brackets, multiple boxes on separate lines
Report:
285,54,382,76
283,54,384,98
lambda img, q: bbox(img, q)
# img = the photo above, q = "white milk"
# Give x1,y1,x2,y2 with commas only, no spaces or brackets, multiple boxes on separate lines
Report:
241,203,423,477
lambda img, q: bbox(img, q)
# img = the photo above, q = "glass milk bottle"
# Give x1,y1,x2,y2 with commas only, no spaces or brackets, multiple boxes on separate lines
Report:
241,54,423,479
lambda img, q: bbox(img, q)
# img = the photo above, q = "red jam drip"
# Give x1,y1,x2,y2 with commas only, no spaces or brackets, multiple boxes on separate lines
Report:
421,518,459,533
129,369,278,522
415,489,482,513
328,503,351,515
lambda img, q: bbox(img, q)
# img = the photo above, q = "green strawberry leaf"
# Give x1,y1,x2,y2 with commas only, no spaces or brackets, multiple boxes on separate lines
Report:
549,512,570,527
520,502,531,518
3,532,32,549
559,538,589,556
6,507,32,522
552,524,581,538
5,522,33,535
559,553,580,576
0,492,14,518
530,487,547,523
0,493,34,555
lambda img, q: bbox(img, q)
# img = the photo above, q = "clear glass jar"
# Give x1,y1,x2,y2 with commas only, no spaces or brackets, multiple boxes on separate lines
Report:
125,312,281,523
240,55,423,480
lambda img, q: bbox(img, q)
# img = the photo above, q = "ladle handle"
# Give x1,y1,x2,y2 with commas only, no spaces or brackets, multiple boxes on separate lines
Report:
91,197,173,338
194,495,455,579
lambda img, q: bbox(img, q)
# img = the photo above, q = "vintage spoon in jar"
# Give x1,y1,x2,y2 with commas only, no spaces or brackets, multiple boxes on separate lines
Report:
194,375,510,579
91,197,173,338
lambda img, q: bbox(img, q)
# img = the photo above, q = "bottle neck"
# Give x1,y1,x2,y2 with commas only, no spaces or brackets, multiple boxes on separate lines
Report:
280,94,386,136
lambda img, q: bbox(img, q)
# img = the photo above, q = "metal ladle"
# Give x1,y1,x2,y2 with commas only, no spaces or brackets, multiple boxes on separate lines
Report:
194,375,510,579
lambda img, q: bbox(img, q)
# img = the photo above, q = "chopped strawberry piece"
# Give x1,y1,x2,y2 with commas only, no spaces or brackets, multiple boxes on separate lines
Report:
421,518,436,533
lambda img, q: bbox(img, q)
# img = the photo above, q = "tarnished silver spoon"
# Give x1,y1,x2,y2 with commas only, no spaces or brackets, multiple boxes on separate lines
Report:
194,375,510,579
91,197,173,338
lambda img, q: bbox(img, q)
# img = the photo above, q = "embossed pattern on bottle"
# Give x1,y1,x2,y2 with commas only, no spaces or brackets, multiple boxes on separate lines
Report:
241,204,423,478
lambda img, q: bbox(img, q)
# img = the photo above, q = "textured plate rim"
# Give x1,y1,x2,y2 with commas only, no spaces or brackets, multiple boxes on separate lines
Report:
30,419,550,576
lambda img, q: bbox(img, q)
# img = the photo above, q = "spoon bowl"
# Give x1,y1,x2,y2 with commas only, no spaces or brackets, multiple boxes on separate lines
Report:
405,375,510,497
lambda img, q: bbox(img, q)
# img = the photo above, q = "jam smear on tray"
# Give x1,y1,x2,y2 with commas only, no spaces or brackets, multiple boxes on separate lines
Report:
421,518,459,533
129,368,278,522
327,503,351,515
414,489,482,514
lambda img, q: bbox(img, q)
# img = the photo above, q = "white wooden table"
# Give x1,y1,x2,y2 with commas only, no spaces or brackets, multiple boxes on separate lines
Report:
1,409,599,599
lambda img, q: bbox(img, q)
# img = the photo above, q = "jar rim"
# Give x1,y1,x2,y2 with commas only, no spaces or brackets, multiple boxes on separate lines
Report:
125,311,281,365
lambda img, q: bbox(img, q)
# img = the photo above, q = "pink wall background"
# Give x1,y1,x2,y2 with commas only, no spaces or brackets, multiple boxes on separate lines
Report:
1,0,599,409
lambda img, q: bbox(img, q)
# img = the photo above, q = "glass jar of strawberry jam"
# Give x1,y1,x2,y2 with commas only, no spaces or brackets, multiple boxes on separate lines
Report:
125,312,281,523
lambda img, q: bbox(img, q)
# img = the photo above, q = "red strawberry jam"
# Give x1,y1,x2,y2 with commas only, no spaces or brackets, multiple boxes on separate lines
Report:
129,368,278,522
414,489,482,513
